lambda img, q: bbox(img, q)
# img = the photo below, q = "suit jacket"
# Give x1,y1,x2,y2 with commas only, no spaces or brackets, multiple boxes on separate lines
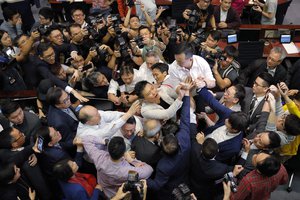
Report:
241,88,265,135
238,59,287,87
190,132,233,200
59,180,102,200
14,111,42,146
147,96,190,200
47,106,79,151
214,6,241,29
131,136,162,169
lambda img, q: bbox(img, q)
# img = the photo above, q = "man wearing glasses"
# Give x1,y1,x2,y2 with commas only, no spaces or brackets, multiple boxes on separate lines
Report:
238,47,287,87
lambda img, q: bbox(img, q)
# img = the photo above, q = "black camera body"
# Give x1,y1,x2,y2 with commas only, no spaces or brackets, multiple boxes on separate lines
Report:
89,44,108,60
223,172,238,193
32,25,48,35
188,10,201,29
123,171,144,200
126,0,135,7
134,35,144,48
189,29,206,51
116,35,131,59
111,14,122,35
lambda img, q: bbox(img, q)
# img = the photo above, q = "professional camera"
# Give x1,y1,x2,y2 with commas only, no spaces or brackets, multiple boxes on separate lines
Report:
123,171,144,200
209,51,227,61
111,14,122,35
133,35,144,48
86,14,105,40
116,35,131,59
189,29,206,50
172,183,192,200
223,172,238,193
32,25,48,35
88,13,104,25
187,10,201,29
126,0,135,7
89,44,108,61
0,51,15,70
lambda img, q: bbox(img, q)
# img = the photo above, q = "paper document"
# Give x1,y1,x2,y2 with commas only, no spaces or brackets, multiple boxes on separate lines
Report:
282,42,299,54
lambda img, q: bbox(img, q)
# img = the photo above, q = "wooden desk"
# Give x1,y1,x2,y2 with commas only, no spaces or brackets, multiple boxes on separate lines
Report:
211,0,288,6
0,90,37,99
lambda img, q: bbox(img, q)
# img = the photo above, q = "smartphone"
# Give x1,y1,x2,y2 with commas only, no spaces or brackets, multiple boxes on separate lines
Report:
82,64,93,71
227,34,237,44
280,34,292,44
37,136,44,152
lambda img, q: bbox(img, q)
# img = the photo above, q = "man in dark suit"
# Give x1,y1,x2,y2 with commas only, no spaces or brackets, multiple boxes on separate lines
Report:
213,0,241,29
147,83,191,200
197,87,248,164
0,127,52,200
46,87,79,152
190,134,236,200
1,101,42,146
238,47,287,87
241,72,273,135
131,119,162,170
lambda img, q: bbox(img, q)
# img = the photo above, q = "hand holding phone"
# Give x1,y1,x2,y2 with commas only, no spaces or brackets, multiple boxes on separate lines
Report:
37,136,44,152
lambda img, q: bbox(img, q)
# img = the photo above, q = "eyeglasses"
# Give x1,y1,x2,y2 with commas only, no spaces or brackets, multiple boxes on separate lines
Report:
61,94,70,104
44,53,55,60
253,81,267,88
14,132,24,143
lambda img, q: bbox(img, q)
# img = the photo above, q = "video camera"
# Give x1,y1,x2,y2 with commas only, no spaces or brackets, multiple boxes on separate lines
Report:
223,172,238,193
123,171,144,200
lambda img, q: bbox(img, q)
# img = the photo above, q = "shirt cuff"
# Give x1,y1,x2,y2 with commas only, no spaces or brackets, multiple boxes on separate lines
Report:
65,86,73,93
241,151,248,160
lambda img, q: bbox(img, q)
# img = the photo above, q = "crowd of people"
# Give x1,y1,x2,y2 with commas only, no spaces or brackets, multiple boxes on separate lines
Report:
0,0,300,200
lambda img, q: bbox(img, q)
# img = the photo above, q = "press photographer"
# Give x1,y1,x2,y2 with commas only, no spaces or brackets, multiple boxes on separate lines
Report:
212,45,240,90
183,0,216,30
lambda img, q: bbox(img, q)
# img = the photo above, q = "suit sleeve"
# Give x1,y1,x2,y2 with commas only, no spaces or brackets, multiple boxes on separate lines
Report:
177,96,191,150
198,88,232,119
147,164,171,191
37,64,69,89
226,9,241,29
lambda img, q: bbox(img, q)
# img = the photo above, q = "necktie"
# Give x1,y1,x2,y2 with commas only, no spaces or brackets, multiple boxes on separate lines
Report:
249,97,257,115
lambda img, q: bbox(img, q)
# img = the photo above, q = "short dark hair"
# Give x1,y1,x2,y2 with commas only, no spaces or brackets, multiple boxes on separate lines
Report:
71,7,84,16
151,63,169,73
0,127,14,149
39,7,54,21
256,155,280,177
108,137,126,160
3,7,18,21
34,126,52,147
228,111,248,132
233,84,245,103
135,81,150,99
0,163,15,185
36,42,53,57
284,114,300,136
208,30,221,41
162,134,178,155
174,42,193,59
53,159,74,182
1,101,21,118
45,25,62,37
138,25,151,34
267,131,281,149
202,138,218,159
120,65,134,76
46,87,63,106
126,116,136,125
224,45,239,59
130,15,139,20
161,120,179,137
257,72,273,87
67,23,82,35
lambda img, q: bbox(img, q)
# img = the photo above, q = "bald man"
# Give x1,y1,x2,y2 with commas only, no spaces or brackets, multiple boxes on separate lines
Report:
131,119,162,169
76,101,140,140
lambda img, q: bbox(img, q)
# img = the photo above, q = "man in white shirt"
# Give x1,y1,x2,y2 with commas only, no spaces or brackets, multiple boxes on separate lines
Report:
139,51,161,84
112,116,143,151
169,42,216,91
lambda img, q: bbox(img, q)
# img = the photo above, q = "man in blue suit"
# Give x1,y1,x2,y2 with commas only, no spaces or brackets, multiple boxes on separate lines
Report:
197,87,248,164
147,80,192,200
46,87,79,153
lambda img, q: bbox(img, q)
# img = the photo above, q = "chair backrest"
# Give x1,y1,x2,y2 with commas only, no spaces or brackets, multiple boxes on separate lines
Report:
276,0,293,25
237,41,264,69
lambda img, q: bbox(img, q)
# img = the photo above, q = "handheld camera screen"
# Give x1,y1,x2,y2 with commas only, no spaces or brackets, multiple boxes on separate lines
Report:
227,34,237,44
280,34,291,44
